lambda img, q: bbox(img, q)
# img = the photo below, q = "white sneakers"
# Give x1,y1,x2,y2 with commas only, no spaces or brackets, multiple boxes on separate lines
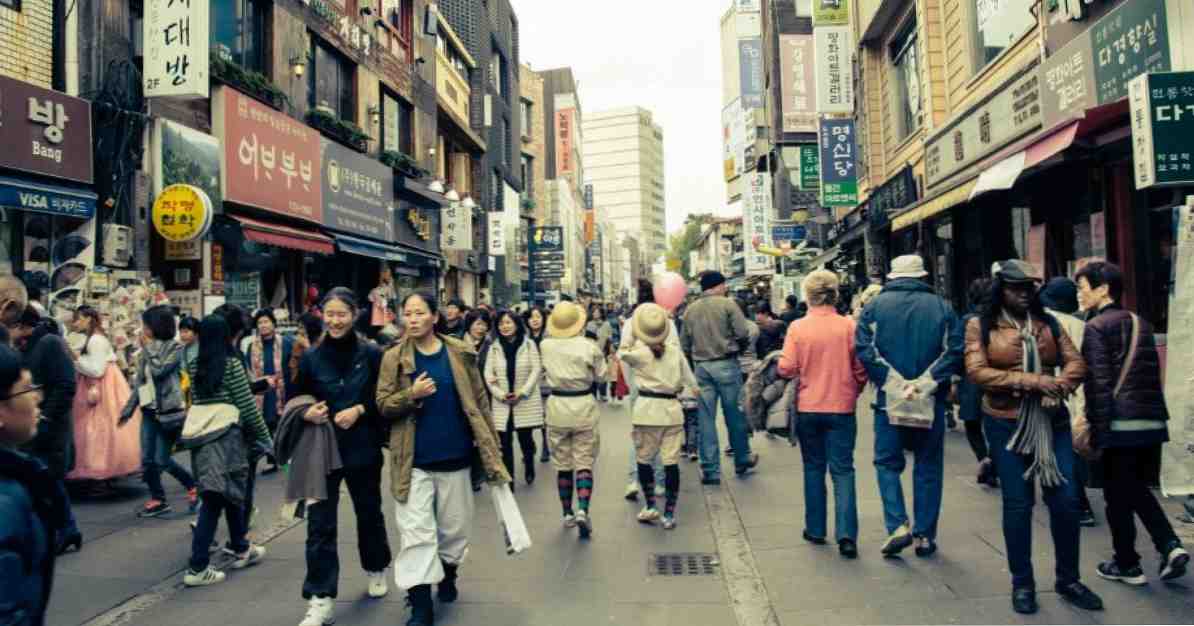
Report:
637,507,661,524
299,596,335,626
366,570,389,598
230,545,266,570
563,513,577,528
183,566,226,587
624,482,639,500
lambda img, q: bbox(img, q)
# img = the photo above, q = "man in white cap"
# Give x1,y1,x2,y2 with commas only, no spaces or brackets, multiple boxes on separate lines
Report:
855,254,963,558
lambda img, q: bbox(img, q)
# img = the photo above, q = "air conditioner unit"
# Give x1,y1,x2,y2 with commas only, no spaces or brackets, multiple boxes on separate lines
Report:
101,224,133,267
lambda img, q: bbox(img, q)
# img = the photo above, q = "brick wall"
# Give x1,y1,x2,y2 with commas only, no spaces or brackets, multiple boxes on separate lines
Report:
0,0,54,88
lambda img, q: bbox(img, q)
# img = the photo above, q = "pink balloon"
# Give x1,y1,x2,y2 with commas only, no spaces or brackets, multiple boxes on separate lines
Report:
653,272,687,312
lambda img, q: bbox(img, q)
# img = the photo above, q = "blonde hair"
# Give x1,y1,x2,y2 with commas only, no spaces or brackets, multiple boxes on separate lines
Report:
802,270,840,307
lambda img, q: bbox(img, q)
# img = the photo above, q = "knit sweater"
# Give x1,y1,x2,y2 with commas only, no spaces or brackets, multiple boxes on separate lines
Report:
188,356,271,450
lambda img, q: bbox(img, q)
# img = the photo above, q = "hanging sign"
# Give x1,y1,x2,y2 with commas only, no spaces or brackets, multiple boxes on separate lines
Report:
440,201,473,251
1129,71,1194,189
0,75,94,184
815,26,854,114
812,0,849,26
742,172,774,276
144,0,210,99
152,184,213,243
487,213,506,256
738,39,765,110
818,118,859,207
779,35,818,133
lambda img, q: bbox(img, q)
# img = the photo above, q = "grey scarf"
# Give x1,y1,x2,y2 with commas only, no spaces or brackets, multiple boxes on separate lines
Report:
1003,311,1066,487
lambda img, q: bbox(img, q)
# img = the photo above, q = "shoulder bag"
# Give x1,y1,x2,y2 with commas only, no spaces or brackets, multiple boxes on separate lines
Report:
1072,313,1138,460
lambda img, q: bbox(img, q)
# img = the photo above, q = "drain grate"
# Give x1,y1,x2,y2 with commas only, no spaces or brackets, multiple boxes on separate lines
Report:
648,552,719,577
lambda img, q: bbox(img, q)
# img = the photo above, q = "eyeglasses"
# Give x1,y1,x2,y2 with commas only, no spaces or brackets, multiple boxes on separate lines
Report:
0,383,42,401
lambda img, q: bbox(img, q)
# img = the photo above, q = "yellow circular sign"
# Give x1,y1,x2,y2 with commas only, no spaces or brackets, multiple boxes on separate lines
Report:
152,184,212,243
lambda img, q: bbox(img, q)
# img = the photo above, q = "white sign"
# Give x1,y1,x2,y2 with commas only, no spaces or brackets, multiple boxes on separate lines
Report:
976,0,1002,32
815,26,854,114
1161,197,1194,496
440,201,473,252
487,212,506,256
144,0,210,99
736,0,761,13
742,172,774,276
1129,74,1157,189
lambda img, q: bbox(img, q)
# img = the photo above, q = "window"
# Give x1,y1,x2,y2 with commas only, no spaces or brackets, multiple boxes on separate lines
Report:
521,155,533,196
211,0,268,73
309,38,355,121
503,118,513,168
520,100,532,138
890,20,921,140
795,0,812,17
491,170,503,210
489,51,505,97
381,90,414,155
971,0,1036,72
0,1,20,11
437,30,470,76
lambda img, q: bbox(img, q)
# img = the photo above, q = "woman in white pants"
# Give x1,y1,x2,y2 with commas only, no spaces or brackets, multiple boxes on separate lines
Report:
378,293,511,626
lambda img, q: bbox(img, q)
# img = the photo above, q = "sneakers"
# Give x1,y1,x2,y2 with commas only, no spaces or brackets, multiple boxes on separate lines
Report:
230,545,266,570
654,484,666,498
735,453,760,477
1078,508,1097,527
881,523,913,557
624,482,639,501
183,566,226,587
575,510,592,539
186,488,199,513
687,451,699,461
1096,560,1147,586
366,570,389,598
138,499,172,518
838,539,858,559
637,507,661,525
976,458,998,487
914,536,937,558
661,515,677,530
1160,542,1190,581
563,513,577,528
1011,587,1037,615
802,530,827,545
299,596,336,626
1055,581,1103,611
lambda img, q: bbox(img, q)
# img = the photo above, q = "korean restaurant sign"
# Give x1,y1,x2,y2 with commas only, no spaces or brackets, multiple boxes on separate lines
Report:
742,171,773,276
143,0,210,99
214,87,323,223
812,0,849,27
779,35,818,133
0,75,93,184
152,184,213,242
815,26,854,114
1129,71,1194,189
321,139,396,242
440,201,473,252
925,66,1041,189
818,118,859,207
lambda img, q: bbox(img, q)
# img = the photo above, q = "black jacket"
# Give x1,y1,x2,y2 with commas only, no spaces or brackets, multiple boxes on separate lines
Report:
0,447,67,626
22,327,77,479
1082,304,1169,449
294,335,385,468
755,317,785,358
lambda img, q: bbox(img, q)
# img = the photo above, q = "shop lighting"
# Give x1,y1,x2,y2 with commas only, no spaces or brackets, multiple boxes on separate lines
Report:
445,188,461,202
461,196,477,210
428,179,446,194
290,55,307,78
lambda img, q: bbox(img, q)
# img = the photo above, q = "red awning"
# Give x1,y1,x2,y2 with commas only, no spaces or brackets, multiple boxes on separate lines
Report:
230,213,335,256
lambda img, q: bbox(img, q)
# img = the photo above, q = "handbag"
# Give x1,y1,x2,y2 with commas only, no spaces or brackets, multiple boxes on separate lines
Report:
1075,313,1141,459
179,403,240,449
868,325,950,429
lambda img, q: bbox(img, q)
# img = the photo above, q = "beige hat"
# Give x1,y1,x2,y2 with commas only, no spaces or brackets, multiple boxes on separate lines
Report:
888,254,929,279
547,301,587,338
632,303,670,346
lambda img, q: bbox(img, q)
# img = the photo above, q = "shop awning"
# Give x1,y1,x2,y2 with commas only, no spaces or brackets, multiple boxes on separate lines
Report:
231,214,335,255
334,234,444,267
891,178,978,232
395,177,451,208
810,246,841,268
0,175,97,218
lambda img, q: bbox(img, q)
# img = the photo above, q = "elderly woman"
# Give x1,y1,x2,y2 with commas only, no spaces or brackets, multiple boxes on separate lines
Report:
484,310,544,487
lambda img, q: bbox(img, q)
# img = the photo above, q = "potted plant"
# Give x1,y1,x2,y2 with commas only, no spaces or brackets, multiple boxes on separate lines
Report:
210,54,289,111
380,150,429,178
305,108,370,153
520,196,536,211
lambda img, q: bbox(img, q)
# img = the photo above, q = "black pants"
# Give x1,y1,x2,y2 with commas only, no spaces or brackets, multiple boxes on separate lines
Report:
963,419,989,462
1103,445,1178,569
242,454,260,529
500,421,538,480
191,492,247,572
303,464,393,599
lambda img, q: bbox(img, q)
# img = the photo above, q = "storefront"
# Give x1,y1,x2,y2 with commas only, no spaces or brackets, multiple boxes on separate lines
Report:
393,176,447,300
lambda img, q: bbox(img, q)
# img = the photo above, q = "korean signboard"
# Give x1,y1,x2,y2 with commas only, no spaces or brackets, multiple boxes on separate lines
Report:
152,184,213,242
0,75,93,184
771,222,807,245
864,166,918,227
779,35,818,133
1045,0,1129,53
440,201,473,251
487,213,506,256
144,0,210,99
555,107,577,175
1129,71,1194,189
735,0,761,12
812,0,849,26
924,67,1041,189
214,87,323,223
583,184,594,210
530,226,565,278
723,99,745,180
320,139,395,242
818,118,859,207
742,172,774,275
815,26,854,114
739,39,765,110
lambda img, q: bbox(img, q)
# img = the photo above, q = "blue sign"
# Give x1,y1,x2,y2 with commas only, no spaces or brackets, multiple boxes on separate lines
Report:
738,39,765,110
0,176,96,218
818,118,859,207
772,224,807,244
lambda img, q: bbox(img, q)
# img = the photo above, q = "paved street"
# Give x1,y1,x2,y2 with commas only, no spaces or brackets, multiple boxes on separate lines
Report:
59,392,1194,626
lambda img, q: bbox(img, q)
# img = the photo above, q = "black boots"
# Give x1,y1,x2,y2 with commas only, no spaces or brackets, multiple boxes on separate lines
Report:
524,457,536,485
437,563,459,603
406,585,434,626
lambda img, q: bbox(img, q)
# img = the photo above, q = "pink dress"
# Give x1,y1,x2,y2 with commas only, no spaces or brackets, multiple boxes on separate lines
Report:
67,334,142,480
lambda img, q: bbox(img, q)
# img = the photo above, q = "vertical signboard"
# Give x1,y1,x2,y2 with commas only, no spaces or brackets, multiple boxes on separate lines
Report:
144,0,210,99
1130,71,1194,190
440,201,472,251
739,38,765,110
815,26,854,114
819,118,859,207
812,0,849,26
555,106,577,175
487,212,506,256
1161,197,1194,497
779,35,818,133
742,172,774,275
799,145,820,189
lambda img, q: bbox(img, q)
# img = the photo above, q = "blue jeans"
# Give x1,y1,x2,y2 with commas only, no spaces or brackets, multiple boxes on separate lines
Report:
873,401,945,540
984,415,1082,589
796,412,858,542
695,359,752,478
140,412,195,501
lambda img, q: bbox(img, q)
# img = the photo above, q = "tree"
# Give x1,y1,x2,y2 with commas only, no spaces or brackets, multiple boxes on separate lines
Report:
666,213,714,280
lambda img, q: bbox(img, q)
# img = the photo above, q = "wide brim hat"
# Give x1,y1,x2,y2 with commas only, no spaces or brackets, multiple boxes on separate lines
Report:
632,303,670,347
547,301,587,338
887,254,929,279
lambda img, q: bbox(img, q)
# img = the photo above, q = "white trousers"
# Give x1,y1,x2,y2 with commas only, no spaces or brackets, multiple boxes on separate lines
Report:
393,467,475,590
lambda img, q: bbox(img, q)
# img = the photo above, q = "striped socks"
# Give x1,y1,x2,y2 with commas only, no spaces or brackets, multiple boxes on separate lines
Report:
557,470,574,515
576,469,594,512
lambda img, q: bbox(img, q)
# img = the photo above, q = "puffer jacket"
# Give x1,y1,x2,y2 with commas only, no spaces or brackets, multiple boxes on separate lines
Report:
964,313,1086,420
119,340,186,423
0,447,67,626
1081,304,1169,449
742,352,797,435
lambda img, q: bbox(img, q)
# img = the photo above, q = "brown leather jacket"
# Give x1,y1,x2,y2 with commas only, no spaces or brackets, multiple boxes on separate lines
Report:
964,314,1087,420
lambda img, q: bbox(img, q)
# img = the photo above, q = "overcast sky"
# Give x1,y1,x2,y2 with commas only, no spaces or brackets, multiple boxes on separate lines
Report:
515,0,733,239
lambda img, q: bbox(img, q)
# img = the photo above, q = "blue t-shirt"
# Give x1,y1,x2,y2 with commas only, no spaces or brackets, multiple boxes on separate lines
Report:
412,344,475,470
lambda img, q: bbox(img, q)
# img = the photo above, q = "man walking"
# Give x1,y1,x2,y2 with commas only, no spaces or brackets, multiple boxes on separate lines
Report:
855,255,963,557
681,271,757,484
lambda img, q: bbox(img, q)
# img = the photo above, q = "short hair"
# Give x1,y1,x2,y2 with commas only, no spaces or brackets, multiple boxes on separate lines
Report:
299,312,323,342
1074,261,1124,303
802,270,840,307
447,298,467,310
968,277,993,309
0,275,29,326
753,301,774,317
179,316,200,333
252,307,278,327
213,303,250,339
141,305,177,341
785,294,799,309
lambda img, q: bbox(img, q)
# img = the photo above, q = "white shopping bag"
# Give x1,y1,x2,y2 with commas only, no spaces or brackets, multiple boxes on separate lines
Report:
490,483,532,555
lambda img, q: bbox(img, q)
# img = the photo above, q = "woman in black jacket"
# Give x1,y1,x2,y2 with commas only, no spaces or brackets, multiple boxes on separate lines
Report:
292,288,393,626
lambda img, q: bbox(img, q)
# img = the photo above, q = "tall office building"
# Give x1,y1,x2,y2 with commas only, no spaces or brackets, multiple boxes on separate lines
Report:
582,107,667,263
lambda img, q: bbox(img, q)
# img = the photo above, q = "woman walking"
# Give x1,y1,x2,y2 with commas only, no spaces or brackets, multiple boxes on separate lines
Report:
292,288,394,626
377,292,510,626
484,310,544,487
956,278,998,488
524,307,551,463
618,303,698,530
964,260,1102,615
68,305,140,481
184,315,269,587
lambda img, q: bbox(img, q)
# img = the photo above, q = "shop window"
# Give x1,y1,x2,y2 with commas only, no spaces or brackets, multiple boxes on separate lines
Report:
309,38,355,122
890,19,921,141
18,213,93,314
381,89,414,155
381,0,414,63
971,0,1036,73
211,0,269,73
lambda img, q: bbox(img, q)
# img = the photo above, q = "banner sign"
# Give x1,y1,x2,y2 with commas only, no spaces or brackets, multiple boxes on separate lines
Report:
779,35,818,133
487,212,506,256
813,0,849,26
818,118,859,207
0,75,94,184
742,172,774,275
321,139,396,242
1129,71,1194,189
739,38,765,110
555,106,577,175
440,202,473,251
815,26,854,114
144,0,210,99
